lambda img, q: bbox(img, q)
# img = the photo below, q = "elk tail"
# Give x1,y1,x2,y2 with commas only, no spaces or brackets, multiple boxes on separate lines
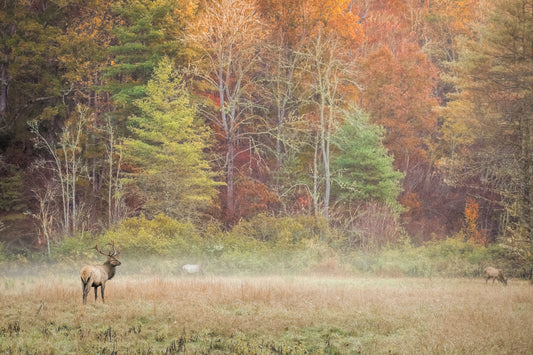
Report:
82,275,93,295
80,268,92,292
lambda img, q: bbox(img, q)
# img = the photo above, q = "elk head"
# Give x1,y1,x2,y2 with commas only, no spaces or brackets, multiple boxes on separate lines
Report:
94,241,121,268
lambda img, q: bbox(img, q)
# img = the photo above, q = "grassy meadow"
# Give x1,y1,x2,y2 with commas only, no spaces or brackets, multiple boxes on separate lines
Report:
1,268,532,354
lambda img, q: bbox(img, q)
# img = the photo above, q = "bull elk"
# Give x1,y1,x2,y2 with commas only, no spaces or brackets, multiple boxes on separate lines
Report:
484,266,507,286
80,242,121,305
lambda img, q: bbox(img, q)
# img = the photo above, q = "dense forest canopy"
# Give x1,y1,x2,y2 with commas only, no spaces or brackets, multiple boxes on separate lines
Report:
0,0,531,268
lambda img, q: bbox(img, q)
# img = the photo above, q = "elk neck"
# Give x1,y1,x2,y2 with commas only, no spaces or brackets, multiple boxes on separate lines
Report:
102,260,117,280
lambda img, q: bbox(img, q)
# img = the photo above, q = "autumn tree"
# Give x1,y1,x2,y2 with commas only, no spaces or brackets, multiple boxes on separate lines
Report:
421,0,481,63
123,57,219,221
254,0,364,219
442,0,533,268
30,105,94,235
187,0,265,223
303,31,342,219
297,2,361,220
462,197,486,245
259,32,305,174
56,0,115,110
1,0,115,133
359,42,442,239
361,44,438,171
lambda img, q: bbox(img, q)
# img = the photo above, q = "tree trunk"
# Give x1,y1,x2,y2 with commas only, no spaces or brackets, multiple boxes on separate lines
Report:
0,60,7,124
226,142,235,220
520,107,533,277
320,105,330,220
312,131,319,217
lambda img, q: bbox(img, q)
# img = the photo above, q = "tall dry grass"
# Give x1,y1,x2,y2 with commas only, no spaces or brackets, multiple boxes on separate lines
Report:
0,274,532,354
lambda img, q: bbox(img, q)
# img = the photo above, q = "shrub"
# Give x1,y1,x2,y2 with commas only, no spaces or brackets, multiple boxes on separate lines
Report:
100,214,202,257
33,214,520,278
52,234,99,262
345,236,498,278
198,216,334,275
232,214,329,246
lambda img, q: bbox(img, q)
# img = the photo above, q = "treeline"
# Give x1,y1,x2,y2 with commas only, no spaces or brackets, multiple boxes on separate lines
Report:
0,0,532,268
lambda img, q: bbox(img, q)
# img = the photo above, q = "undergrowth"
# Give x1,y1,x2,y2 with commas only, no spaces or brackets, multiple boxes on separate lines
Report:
1,214,523,279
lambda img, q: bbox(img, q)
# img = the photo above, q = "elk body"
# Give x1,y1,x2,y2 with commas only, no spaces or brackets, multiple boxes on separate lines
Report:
484,266,507,286
182,264,201,274
80,243,121,305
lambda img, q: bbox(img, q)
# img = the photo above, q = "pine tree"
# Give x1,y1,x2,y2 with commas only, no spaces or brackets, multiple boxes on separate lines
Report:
123,57,219,220
332,109,403,207
104,0,194,113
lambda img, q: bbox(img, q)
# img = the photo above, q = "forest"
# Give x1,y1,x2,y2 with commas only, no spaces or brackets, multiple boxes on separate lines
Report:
0,0,532,275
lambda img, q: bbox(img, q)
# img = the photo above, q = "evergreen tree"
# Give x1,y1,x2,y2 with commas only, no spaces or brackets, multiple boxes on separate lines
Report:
332,109,403,207
0,162,25,213
104,0,195,112
0,0,64,135
123,57,219,220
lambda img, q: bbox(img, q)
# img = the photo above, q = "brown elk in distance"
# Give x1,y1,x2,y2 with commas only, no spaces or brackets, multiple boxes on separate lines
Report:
80,242,121,305
484,266,507,286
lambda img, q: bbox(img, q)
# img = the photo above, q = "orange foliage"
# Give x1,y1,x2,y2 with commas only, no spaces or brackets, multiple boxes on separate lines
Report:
360,43,438,170
257,0,363,47
430,0,479,34
326,11,364,45
463,197,487,246
358,0,411,49
233,173,280,221
400,192,421,211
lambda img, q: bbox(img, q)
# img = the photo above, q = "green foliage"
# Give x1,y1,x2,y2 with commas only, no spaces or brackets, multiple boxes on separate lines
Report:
346,236,500,278
47,214,335,276
205,214,334,274
232,214,328,245
332,109,403,207
104,0,188,107
0,164,26,213
51,215,203,265
123,57,220,220
144,214,332,275
6,212,524,279
51,235,100,262
0,242,7,263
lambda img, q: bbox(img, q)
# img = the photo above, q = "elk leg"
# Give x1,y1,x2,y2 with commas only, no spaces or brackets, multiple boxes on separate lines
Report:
82,278,92,305
101,284,105,303
82,282,88,305
94,286,98,301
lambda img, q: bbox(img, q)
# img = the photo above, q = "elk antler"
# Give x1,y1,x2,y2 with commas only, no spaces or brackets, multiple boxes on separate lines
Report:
94,241,120,257
107,241,120,257
94,244,107,256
